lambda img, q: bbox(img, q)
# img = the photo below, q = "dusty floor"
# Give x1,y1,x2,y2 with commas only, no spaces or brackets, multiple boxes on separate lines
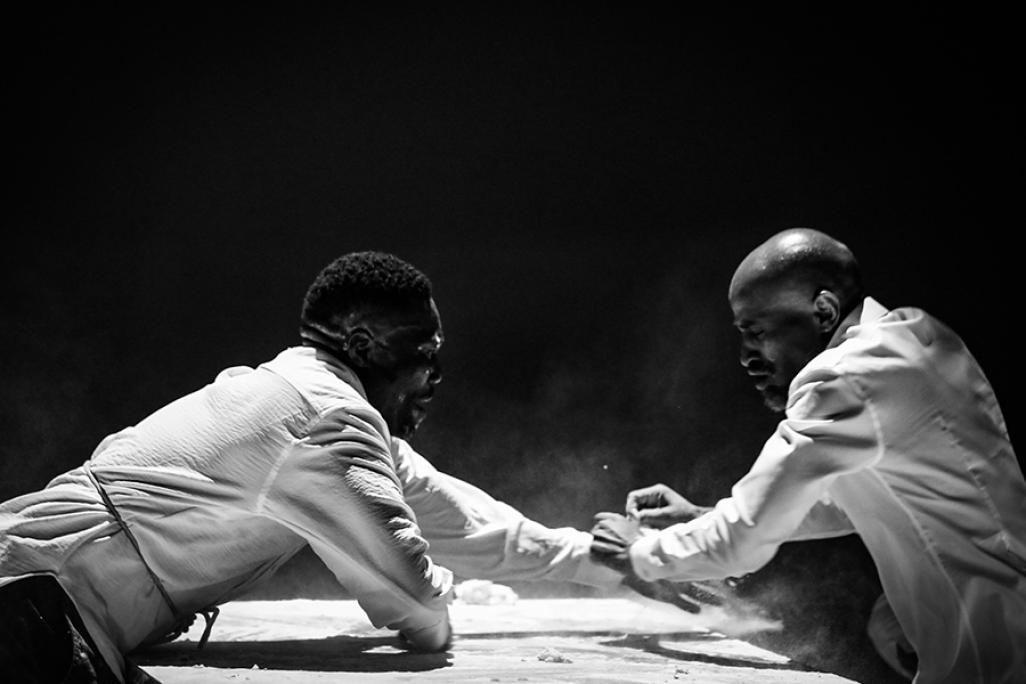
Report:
133,594,861,683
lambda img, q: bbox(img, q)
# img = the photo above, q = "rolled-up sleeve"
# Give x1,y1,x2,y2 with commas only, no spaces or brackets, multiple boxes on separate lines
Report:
393,439,622,589
631,366,880,582
258,407,452,637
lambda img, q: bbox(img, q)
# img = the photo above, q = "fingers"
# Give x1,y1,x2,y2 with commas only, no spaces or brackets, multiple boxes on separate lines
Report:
626,484,668,507
590,525,626,544
591,512,625,534
621,574,703,614
675,581,726,606
632,507,677,528
592,511,640,532
593,511,628,524
590,520,628,551
588,540,632,574
625,483,674,517
590,539,627,555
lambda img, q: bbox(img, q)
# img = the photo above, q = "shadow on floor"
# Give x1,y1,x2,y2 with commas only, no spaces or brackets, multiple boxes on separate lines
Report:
132,634,452,673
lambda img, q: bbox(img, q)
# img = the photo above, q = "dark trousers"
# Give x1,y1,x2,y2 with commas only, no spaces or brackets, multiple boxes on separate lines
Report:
0,575,128,684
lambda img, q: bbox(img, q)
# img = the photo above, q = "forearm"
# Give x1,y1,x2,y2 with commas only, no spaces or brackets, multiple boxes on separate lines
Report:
264,412,453,629
629,497,783,582
305,535,451,637
396,443,620,589
428,514,621,588
630,369,880,582
628,462,852,583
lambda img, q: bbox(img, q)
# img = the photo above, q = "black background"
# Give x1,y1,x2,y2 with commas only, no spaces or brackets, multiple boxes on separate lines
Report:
4,6,1020,683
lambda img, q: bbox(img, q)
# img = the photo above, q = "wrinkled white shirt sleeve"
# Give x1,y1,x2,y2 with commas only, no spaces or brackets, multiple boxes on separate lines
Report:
630,366,878,581
393,439,622,589
259,406,452,639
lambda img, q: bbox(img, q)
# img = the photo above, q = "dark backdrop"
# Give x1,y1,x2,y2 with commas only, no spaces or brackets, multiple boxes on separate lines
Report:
4,6,1020,683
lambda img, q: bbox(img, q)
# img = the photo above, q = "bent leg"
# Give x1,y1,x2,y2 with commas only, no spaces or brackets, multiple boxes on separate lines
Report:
866,592,917,681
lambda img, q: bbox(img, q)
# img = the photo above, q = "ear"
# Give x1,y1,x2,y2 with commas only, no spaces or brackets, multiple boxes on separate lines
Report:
342,328,374,368
812,290,841,332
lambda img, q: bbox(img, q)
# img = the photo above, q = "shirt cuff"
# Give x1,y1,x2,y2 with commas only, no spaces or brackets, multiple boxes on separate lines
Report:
628,532,666,582
570,532,627,589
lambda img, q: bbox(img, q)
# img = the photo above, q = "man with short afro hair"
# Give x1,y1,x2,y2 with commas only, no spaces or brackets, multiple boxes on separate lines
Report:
1,250,625,684
301,251,434,339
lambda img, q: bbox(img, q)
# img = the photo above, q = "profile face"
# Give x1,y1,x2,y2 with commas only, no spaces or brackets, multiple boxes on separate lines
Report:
359,298,444,439
730,286,824,413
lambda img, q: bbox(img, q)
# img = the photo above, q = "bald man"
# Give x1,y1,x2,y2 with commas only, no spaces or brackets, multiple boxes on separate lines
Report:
591,229,1026,684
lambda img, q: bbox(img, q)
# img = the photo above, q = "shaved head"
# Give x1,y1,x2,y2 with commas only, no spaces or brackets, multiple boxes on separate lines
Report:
729,228,865,412
729,228,863,314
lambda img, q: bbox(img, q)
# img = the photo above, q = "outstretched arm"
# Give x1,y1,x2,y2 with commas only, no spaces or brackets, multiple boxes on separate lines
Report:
393,438,623,590
623,482,853,540
630,367,877,582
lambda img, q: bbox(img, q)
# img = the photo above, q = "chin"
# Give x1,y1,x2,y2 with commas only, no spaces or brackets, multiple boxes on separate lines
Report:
393,425,417,440
393,417,424,441
760,391,788,413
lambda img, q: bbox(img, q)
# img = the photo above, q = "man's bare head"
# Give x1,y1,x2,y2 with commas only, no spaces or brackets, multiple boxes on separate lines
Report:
729,228,863,310
728,228,864,412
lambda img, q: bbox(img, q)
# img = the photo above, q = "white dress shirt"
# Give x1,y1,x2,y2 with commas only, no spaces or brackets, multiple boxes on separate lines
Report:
0,346,619,680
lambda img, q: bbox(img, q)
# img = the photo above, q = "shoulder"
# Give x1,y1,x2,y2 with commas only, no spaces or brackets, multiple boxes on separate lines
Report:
790,304,949,416
834,305,953,377
261,346,361,401
260,347,387,430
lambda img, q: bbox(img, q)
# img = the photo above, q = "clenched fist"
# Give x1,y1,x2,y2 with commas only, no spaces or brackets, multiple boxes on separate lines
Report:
589,512,643,574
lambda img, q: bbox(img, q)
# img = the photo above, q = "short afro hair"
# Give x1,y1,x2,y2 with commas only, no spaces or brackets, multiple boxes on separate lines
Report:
300,251,433,333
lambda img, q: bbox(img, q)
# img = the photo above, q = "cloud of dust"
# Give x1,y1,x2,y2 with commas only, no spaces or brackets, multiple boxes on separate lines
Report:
623,589,783,638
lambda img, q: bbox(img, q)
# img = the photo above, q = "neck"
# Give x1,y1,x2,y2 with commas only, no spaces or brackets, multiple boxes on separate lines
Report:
299,322,344,355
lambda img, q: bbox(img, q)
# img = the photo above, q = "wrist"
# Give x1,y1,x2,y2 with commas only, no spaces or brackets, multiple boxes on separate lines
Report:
628,533,662,582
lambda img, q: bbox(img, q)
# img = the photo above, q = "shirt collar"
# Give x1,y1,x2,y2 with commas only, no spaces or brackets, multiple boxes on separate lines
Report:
295,322,372,399
297,344,370,400
825,296,887,350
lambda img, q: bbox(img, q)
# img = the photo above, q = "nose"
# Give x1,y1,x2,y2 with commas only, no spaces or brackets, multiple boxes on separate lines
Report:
739,342,760,369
